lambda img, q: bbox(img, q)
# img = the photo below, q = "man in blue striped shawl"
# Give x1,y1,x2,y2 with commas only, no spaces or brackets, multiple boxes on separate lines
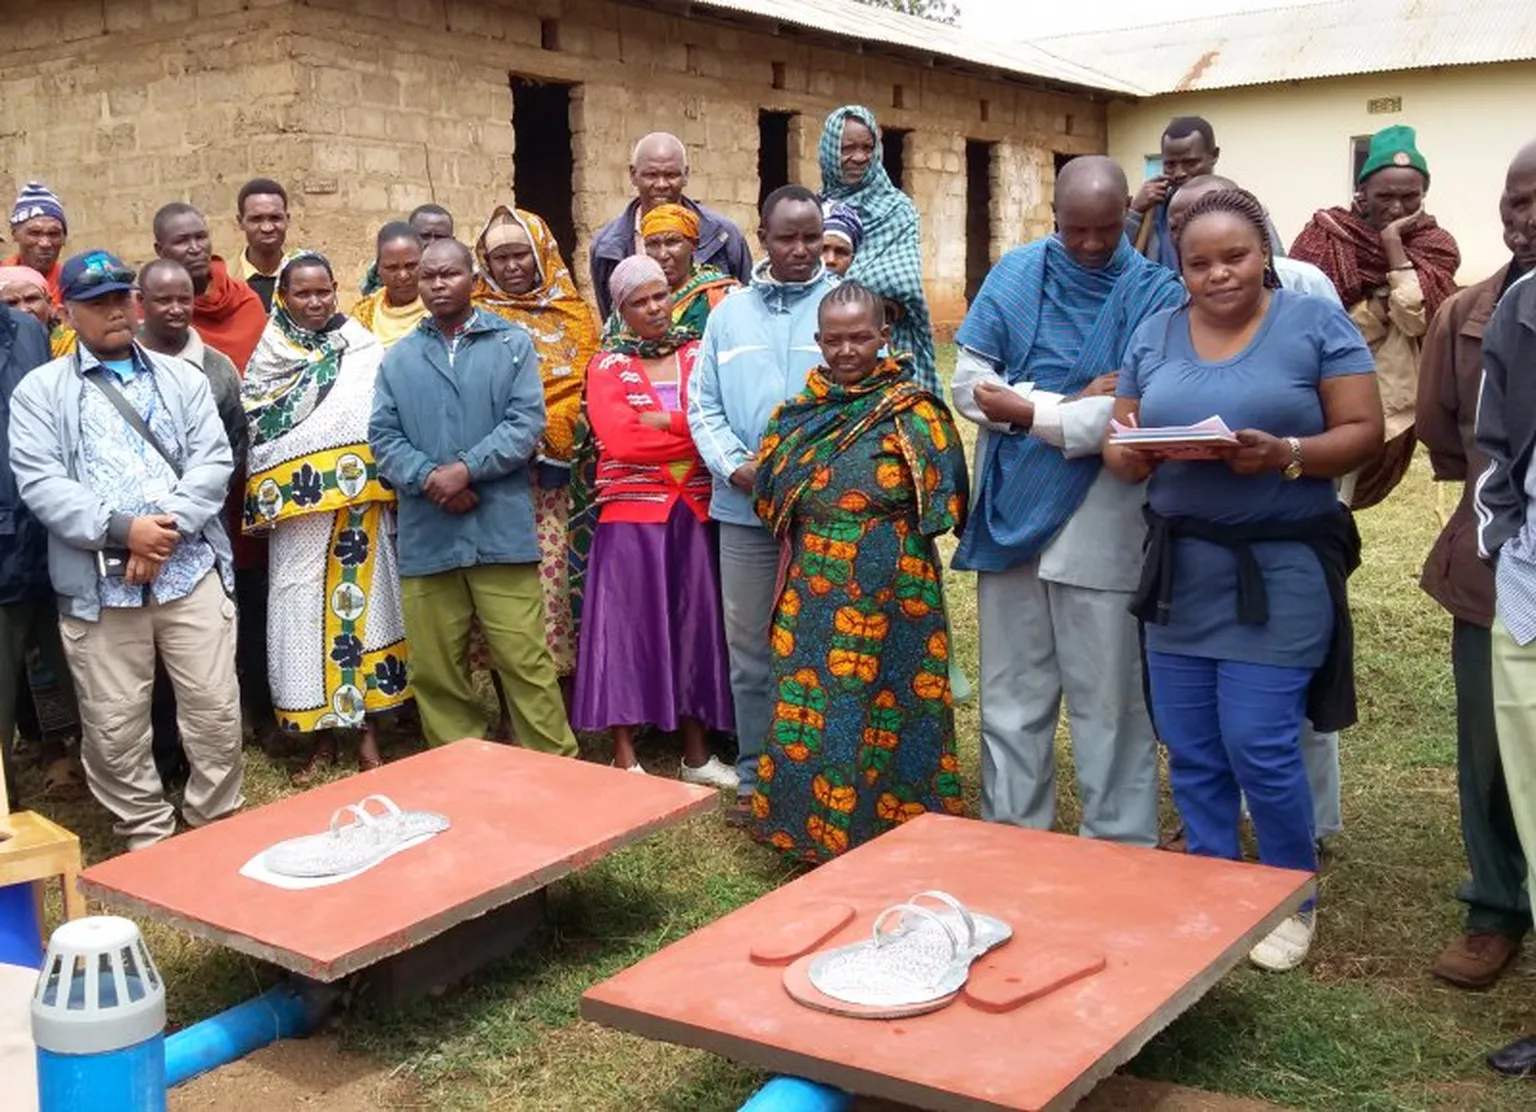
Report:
951,156,1184,848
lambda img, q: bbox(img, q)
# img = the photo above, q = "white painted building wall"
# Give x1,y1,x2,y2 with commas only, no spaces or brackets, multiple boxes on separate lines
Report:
1102,61,1536,283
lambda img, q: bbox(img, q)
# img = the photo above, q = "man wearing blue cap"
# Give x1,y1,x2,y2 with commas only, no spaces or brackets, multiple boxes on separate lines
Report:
8,250,244,850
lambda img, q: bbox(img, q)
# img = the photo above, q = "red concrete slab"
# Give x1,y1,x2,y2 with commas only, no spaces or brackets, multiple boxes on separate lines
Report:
81,740,716,981
581,814,1313,1112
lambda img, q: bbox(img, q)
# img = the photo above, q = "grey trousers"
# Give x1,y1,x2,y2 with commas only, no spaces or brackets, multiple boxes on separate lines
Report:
718,522,781,798
1301,721,1342,838
978,563,1160,847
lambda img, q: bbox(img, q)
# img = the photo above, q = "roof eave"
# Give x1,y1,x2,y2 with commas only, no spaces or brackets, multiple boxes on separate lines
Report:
628,0,1142,100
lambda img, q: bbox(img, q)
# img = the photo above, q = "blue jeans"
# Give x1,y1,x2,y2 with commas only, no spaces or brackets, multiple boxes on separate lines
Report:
717,522,781,798
1148,652,1318,886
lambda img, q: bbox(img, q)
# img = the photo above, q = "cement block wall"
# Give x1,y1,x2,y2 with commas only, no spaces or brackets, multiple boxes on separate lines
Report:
0,0,1107,328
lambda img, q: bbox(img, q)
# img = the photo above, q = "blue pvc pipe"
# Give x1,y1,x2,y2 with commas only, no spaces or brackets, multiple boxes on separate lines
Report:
0,880,44,969
163,984,312,1088
738,1076,854,1112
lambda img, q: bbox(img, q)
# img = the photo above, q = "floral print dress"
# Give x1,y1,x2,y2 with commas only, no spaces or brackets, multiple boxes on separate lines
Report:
242,304,411,733
751,363,969,863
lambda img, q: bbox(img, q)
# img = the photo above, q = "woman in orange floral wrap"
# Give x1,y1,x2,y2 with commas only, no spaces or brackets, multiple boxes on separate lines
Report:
472,206,600,691
750,282,969,863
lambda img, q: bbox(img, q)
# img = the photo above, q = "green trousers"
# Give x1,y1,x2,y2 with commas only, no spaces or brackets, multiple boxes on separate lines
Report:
1492,618,1536,907
400,564,577,757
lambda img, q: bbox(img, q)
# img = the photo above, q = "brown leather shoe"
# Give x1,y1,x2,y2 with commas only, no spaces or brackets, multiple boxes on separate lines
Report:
1431,931,1522,989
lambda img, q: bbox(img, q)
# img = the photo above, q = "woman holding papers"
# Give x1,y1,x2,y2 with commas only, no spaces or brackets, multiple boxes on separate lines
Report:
1104,188,1382,973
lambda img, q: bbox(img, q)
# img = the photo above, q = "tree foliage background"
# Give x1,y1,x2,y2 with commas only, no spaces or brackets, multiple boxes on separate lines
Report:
853,0,961,25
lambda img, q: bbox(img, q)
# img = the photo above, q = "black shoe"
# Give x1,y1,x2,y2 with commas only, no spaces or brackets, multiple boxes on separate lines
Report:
1487,1035,1536,1078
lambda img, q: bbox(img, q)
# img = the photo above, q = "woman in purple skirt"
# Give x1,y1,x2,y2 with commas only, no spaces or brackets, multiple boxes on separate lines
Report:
572,256,738,789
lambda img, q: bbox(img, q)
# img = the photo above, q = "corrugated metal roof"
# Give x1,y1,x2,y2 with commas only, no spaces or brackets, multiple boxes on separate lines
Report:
655,0,1138,95
1031,0,1536,95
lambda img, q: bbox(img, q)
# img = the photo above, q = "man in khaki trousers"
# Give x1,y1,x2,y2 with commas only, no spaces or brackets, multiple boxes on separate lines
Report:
1473,142,1536,1078
8,251,244,850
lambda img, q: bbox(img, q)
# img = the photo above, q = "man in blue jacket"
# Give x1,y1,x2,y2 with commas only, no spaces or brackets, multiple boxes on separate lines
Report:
688,184,837,820
371,238,576,757
0,304,78,810
589,132,753,320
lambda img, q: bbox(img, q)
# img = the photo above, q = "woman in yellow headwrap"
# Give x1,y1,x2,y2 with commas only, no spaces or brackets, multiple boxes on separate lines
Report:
471,207,600,685
601,203,739,340
350,222,427,349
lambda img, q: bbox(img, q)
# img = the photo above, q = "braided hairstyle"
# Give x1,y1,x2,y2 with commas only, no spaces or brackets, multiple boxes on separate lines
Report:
1171,187,1282,290
818,278,887,328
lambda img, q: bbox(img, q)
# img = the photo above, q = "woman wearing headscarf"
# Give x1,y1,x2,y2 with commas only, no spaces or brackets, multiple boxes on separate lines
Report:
573,256,737,787
0,265,75,356
472,207,600,685
751,282,969,862
820,201,864,277
350,222,427,350
819,105,938,393
602,203,738,340
243,252,411,780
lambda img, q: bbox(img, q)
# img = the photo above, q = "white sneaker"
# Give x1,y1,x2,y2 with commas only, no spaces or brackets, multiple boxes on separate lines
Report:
1249,912,1315,972
613,762,647,775
679,755,740,791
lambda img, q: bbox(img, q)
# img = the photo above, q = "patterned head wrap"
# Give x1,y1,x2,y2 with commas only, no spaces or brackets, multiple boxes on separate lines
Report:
481,209,533,257
821,201,864,254
10,182,66,232
608,255,668,313
639,203,700,243
817,105,937,393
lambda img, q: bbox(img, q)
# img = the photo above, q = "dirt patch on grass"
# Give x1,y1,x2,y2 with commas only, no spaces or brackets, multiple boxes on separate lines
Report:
169,1035,421,1111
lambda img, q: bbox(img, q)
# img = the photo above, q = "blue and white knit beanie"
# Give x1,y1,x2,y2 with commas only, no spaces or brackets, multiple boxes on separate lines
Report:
10,182,66,232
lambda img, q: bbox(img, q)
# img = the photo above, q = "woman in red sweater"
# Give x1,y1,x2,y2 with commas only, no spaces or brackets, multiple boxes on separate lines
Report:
572,256,738,789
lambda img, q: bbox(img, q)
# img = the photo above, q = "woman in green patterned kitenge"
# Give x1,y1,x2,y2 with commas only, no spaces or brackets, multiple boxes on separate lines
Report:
751,282,969,863
242,252,412,781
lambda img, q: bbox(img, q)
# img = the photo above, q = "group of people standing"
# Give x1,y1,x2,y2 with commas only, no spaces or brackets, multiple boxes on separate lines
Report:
3,101,1536,1066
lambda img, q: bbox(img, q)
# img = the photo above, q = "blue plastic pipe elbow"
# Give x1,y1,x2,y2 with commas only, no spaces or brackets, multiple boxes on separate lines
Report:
738,1076,855,1112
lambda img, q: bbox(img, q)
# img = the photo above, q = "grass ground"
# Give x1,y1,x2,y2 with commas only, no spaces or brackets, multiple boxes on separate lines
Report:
21,346,1536,1110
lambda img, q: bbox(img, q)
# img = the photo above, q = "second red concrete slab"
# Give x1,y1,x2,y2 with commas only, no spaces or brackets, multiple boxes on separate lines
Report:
582,814,1312,1112
81,740,717,980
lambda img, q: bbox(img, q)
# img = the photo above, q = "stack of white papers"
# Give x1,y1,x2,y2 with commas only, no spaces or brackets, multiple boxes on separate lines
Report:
1108,416,1239,453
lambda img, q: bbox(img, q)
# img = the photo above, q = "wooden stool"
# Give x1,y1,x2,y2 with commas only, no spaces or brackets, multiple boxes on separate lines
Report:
1,748,86,929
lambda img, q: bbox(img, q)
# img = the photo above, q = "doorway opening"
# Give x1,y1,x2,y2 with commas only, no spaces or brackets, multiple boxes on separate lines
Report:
965,140,996,304
758,110,795,211
883,127,912,191
510,76,578,272
1053,151,1078,178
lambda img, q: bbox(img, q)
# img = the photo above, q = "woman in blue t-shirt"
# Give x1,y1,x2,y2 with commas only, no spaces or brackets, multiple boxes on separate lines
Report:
1105,188,1383,973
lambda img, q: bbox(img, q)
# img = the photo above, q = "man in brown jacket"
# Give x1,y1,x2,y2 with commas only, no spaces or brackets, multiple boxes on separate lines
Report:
1416,150,1536,988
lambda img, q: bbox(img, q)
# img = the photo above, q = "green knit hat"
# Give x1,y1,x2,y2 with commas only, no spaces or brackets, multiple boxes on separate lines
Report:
1358,124,1428,185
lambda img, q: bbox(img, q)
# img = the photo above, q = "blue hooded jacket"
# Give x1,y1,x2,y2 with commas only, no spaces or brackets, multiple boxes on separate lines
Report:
687,260,839,528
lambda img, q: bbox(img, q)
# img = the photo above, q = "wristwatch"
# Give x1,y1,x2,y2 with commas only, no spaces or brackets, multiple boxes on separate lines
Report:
1281,436,1304,481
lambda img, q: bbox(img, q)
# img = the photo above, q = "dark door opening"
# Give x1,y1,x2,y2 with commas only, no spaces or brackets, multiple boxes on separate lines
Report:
883,127,912,192
966,140,996,304
1053,151,1078,178
510,76,578,273
758,110,795,211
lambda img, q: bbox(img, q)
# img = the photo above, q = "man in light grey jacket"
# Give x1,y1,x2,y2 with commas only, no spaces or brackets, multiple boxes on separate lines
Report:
951,158,1185,847
9,250,243,849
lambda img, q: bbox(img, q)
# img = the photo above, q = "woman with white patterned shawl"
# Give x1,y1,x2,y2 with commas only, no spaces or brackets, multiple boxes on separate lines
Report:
242,251,411,781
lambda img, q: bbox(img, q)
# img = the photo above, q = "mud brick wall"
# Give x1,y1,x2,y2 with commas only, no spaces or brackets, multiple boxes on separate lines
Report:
0,0,1107,327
